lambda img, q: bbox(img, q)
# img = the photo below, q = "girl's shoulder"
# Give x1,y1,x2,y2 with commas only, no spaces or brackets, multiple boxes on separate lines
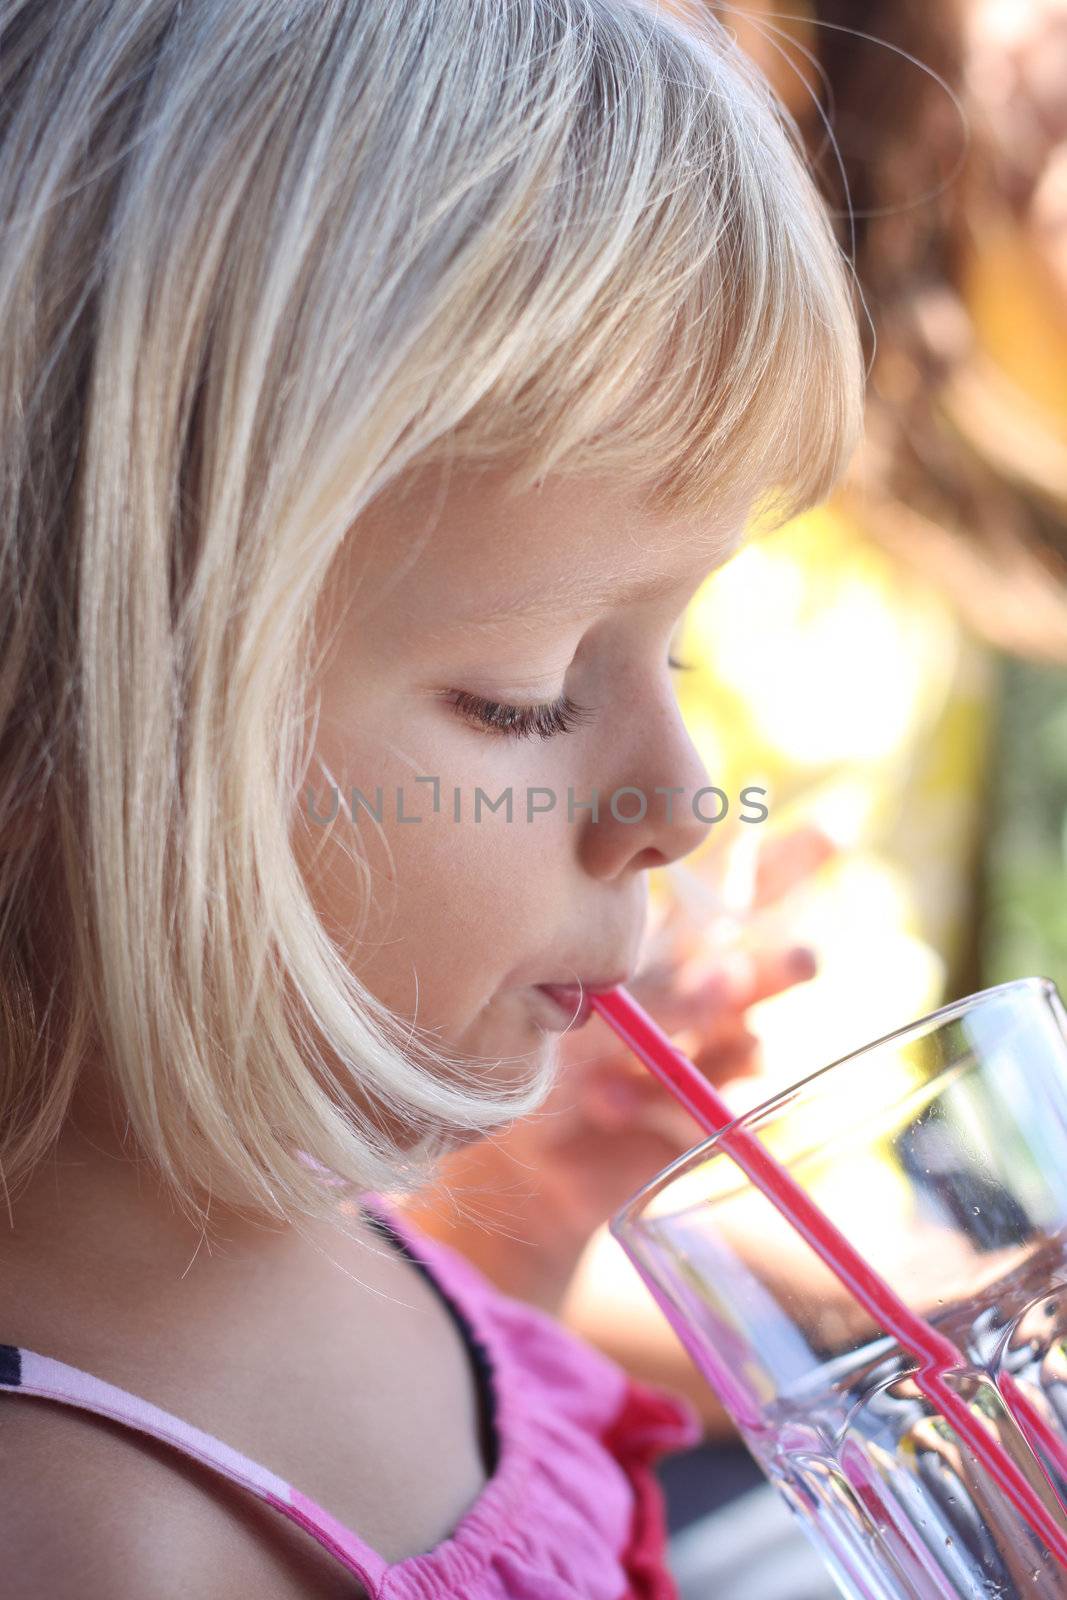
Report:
0,1394,365,1600
0,1193,700,1600
0,1200,491,1598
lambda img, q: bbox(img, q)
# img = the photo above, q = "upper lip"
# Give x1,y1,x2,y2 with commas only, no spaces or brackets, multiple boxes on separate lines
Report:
537,972,634,993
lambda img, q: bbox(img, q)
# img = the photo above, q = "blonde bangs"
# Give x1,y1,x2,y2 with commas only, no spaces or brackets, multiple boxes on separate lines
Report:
420,0,866,526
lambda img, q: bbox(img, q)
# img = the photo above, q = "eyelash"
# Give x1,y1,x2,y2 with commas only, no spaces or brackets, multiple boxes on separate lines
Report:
447,655,695,742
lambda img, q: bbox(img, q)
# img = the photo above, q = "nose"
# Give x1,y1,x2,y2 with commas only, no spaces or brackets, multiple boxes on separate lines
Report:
575,682,718,881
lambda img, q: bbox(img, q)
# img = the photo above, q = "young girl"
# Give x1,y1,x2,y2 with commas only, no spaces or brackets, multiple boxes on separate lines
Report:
0,2,864,1595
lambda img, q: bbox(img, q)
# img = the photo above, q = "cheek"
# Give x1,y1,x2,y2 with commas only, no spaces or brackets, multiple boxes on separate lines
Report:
297,690,588,1023
295,760,577,1028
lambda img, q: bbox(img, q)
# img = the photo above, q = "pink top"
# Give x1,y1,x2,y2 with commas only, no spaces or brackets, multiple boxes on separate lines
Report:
0,1191,702,1598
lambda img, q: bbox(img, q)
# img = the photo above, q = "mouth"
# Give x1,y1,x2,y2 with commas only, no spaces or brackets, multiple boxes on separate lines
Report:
532,977,630,1031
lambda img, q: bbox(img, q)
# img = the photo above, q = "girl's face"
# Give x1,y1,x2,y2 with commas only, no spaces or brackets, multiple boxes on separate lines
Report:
299,463,744,1082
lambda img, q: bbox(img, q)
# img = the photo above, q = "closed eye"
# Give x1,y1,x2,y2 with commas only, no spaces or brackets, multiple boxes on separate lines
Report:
445,653,694,741
446,689,594,741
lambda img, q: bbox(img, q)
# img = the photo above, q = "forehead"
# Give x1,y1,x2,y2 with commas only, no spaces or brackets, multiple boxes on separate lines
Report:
346,461,743,629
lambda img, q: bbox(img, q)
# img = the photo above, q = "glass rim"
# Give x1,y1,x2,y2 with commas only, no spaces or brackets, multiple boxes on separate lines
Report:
610,974,1061,1243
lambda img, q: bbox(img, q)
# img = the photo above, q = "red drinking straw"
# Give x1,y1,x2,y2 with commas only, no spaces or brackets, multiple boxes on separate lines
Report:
591,985,1067,1567
1001,1373,1067,1487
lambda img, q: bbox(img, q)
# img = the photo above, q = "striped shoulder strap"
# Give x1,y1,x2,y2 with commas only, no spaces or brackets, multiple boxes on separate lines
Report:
0,1343,386,1593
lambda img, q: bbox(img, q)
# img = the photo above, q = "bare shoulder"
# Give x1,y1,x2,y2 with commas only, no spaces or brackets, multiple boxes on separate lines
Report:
0,1396,367,1600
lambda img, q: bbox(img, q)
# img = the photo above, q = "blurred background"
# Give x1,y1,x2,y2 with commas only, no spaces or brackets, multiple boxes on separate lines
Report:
660,0,1067,1057
576,0,1067,1592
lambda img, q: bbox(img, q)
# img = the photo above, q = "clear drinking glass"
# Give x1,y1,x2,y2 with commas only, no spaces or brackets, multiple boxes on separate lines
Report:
611,977,1067,1599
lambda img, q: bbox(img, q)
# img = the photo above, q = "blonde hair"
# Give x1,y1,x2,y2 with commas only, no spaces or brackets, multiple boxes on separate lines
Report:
0,0,864,1224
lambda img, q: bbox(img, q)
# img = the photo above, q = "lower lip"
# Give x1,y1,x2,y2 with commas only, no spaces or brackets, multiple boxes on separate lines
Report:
532,984,598,1030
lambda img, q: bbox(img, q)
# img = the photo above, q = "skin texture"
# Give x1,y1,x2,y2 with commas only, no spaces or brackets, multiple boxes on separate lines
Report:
297,461,744,1092
0,463,746,1599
